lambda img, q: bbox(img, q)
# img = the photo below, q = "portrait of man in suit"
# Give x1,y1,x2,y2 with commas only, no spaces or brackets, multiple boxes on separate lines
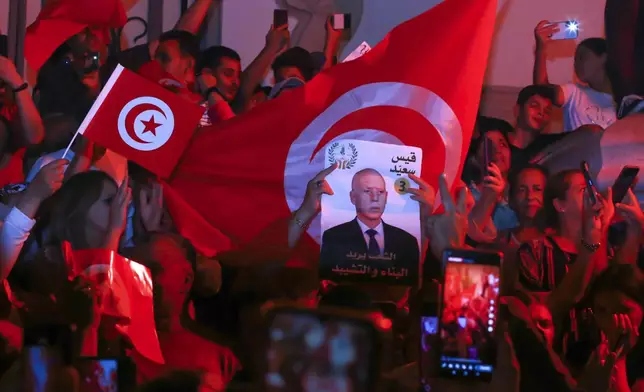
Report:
320,168,420,270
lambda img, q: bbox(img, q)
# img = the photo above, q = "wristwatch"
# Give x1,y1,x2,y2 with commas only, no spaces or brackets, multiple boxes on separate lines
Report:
581,238,601,253
12,82,28,93
204,86,225,101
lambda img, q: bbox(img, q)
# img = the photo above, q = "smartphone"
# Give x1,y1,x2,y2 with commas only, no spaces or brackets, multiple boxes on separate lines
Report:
437,249,502,382
581,161,598,205
612,166,640,204
76,358,119,392
483,136,493,175
273,9,288,28
332,13,352,30
548,20,579,40
420,301,440,388
263,305,384,392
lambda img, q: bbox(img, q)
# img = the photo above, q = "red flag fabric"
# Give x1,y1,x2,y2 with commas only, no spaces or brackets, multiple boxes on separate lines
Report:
25,0,127,72
62,243,164,364
73,64,204,178
138,60,203,105
166,0,498,259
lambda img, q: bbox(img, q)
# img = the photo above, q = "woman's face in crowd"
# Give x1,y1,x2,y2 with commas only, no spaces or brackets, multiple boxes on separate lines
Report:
85,179,118,248
574,45,607,86
476,130,511,176
513,168,546,221
553,173,586,227
593,290,642,350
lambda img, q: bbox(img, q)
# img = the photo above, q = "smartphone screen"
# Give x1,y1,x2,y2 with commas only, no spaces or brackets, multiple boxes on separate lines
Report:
549,20,579,40
265,310,376,392
438,249,502,381
420,300,440,388
612,166,640,204
581,161,598,205
483,136,492,175
76,358,119,392
332,14,352,30
274,10,288,28
24,346,60,392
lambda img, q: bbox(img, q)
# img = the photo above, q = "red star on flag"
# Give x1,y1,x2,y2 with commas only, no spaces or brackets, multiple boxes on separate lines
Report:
141,115,161,136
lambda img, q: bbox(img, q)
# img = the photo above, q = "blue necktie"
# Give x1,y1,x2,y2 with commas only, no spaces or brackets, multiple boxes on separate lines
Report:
366,229,380,257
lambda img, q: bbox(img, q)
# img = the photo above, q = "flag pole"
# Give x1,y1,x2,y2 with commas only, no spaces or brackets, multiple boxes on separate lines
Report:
62,64,125,160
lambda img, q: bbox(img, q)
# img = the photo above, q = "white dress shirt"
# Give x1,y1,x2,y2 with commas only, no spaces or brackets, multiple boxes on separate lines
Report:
0,204,36,279
356,218,385,256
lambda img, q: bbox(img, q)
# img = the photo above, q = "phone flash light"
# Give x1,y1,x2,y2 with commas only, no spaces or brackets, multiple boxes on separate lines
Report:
567,21,579,33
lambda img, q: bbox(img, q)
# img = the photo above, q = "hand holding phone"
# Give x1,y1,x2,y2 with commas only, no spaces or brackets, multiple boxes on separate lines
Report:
612,166,640,204
548,20,579,41
273,9,288,29
331,14,351,30
434,249,502,382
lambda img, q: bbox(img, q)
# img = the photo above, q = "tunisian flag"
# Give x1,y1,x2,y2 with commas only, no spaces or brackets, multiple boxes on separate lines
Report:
166,0,498,259
71,64,205,178
25,0,127,72
62,243,164,364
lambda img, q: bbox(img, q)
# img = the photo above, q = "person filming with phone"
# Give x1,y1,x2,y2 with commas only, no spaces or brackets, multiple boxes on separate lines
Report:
533,21,616,131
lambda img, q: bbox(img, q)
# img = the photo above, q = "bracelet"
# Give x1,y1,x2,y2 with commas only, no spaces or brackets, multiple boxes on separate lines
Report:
204,86,224,100
12,82,28,93
581,238,601,253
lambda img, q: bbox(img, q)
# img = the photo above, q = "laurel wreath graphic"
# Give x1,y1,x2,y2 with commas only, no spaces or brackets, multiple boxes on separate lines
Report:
328,142,358,169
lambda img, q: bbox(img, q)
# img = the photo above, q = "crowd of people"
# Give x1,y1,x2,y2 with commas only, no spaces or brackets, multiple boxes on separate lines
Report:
0,0,643,391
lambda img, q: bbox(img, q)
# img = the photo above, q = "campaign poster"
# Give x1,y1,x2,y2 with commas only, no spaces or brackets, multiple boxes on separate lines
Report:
320,139,423,285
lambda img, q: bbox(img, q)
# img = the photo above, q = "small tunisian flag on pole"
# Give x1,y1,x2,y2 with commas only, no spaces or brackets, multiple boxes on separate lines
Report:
68,64,205,178
165,0,498,260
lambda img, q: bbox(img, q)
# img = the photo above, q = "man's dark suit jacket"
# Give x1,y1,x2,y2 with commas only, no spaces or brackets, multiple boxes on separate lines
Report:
320,218,420,270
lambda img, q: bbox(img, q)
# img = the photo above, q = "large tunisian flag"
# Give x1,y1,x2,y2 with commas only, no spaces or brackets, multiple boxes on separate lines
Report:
25,0,127,72
165,0,498,260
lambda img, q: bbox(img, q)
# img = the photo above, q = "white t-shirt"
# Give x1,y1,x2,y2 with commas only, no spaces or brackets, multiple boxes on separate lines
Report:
561,83,617,132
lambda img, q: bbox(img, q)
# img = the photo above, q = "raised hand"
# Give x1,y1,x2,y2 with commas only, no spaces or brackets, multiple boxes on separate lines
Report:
616,189,644,233
297,163,337,221
109,178,132,233
27,159,68,201
407,173,436,218
534,20,560,47
426,174,469,259
266,24,290,52
482,162,506,196
138,181,164,233
0,56,24,89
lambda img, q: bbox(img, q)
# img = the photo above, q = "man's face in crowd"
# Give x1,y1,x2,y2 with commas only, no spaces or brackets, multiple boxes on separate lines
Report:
511,168,546,221
67,28,106,93
209,56,241,101
275,66,305,84
350,171,387,224
476,130,511,176
516,95,552,133
155,40,195,86
574,45,607,87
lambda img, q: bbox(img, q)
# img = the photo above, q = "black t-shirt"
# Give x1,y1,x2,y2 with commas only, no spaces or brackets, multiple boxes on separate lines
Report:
511,133,567,169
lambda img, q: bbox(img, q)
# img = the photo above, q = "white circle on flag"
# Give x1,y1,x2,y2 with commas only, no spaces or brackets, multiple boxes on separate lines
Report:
284,82,463,244
118,96,175,151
